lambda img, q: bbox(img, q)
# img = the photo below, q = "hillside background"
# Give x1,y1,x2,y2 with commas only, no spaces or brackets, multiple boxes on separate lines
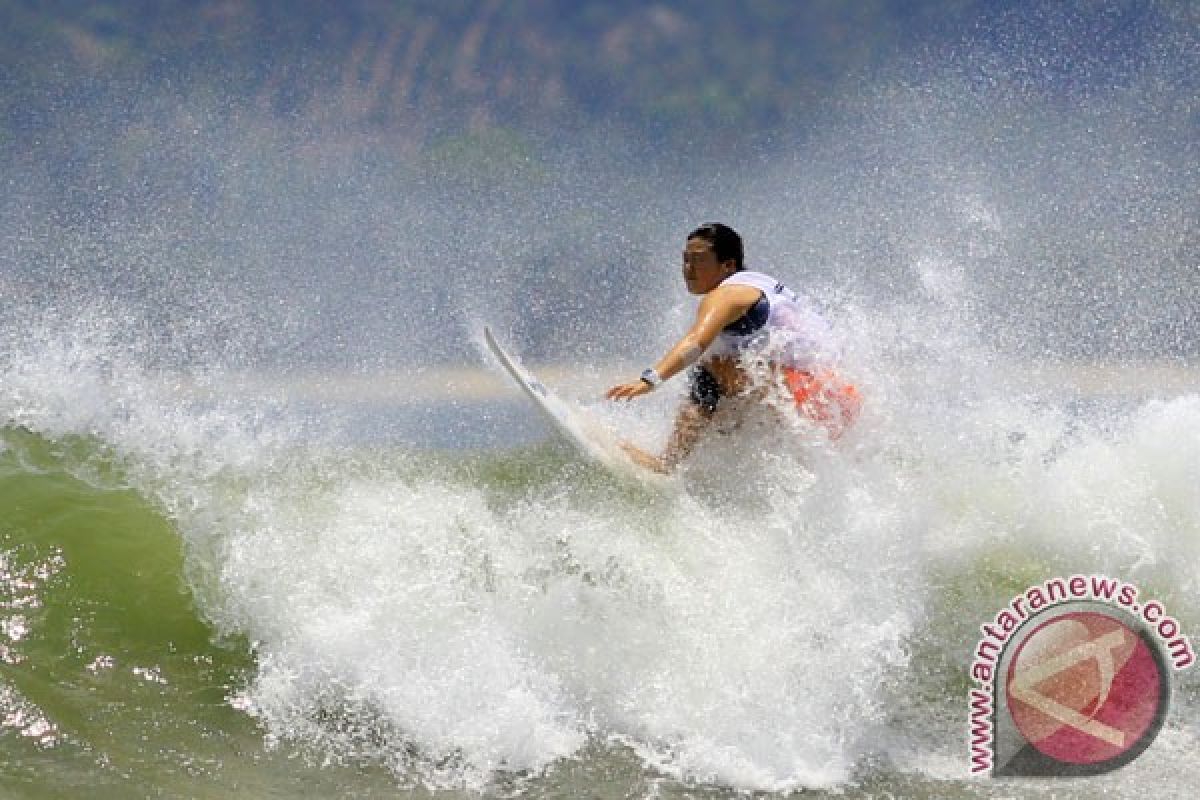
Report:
1,1,1196,363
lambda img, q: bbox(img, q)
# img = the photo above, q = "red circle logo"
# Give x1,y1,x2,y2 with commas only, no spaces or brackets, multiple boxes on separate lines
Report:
1005,610,1164,766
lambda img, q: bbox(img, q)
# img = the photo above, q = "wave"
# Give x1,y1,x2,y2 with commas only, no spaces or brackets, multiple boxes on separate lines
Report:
0,306,1197,796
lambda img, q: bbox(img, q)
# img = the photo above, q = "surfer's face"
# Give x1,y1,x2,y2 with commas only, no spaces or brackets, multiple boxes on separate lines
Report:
682,238,734,295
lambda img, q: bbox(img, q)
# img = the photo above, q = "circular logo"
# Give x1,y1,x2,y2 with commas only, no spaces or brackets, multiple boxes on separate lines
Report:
1004,609,1169,771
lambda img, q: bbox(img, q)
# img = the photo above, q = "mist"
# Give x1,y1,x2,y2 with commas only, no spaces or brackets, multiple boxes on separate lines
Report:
1,1,1195,375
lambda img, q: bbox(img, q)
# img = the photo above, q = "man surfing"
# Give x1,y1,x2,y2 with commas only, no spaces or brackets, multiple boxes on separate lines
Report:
605,223,861,473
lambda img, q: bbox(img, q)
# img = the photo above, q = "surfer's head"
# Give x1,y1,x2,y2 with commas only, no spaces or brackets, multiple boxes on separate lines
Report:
683,223,743,294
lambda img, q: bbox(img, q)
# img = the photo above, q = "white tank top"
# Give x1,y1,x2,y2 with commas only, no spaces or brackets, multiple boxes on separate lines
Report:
708,270,840,372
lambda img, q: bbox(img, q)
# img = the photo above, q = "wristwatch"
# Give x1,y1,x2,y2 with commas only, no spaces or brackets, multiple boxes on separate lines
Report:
639,368,663,388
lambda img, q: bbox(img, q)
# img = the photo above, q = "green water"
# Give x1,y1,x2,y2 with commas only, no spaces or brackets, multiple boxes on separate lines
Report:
1,428,243,797
0,432,664,799
1,425,1195,800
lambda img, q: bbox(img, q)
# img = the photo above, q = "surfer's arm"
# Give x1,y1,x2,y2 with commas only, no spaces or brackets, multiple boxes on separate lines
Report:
605,284,760,400
618,402,712,474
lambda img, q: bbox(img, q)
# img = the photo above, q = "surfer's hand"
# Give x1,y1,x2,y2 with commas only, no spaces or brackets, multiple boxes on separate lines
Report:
619,441,669,474
605,380,653,401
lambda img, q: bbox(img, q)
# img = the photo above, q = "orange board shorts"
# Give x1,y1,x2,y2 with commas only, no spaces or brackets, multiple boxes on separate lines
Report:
782,367,862,439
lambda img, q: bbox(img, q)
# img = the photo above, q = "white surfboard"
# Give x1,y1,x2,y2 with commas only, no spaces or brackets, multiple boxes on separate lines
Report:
483,327,670,489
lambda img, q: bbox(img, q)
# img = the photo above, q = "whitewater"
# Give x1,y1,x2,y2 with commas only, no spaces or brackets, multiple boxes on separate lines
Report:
2,17,1199,798
1,282,1197,800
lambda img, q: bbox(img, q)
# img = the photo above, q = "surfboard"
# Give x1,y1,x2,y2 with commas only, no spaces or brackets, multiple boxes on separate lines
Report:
483,327,670,489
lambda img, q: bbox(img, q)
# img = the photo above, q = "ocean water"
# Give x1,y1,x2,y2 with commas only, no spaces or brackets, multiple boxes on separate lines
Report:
3,7,1197,793
0,306,1196,800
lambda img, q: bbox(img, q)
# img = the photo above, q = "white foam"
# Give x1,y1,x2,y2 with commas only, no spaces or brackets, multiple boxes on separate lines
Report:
1,303,1196,793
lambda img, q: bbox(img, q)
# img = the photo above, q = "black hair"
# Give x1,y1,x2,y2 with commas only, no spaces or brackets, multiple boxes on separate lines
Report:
687,222,744,271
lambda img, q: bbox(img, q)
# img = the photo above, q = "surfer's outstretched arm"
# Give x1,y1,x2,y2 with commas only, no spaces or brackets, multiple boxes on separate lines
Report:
605,284,760,401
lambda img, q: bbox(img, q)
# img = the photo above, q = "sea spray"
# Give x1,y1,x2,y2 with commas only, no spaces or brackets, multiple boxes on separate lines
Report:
0,5,1197,794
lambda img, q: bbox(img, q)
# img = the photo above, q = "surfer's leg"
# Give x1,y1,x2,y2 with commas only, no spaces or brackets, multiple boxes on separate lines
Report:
661,401,714,470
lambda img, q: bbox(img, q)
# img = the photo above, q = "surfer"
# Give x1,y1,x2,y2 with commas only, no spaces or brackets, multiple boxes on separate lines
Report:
605,223,861,473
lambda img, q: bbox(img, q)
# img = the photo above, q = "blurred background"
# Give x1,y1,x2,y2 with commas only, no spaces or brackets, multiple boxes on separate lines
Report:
1,5,1198,797
2,0,1195,373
